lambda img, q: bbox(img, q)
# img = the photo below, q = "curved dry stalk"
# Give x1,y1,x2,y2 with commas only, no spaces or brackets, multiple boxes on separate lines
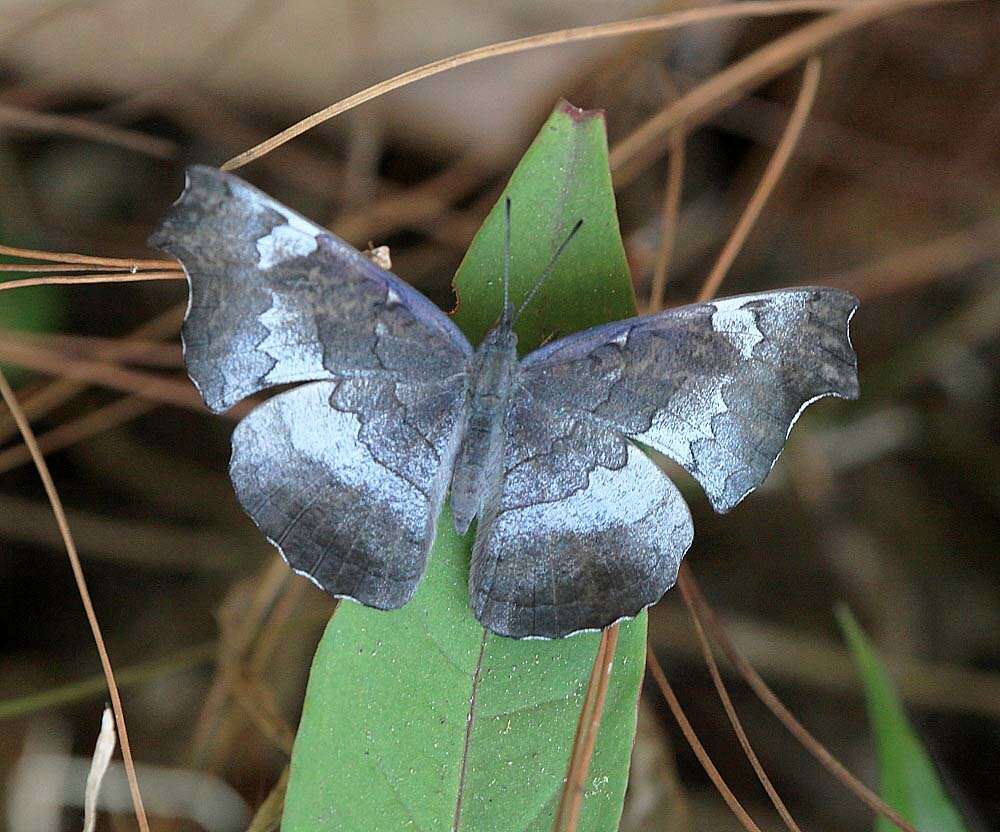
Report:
554,624,620,832
677,577,802,832
646,645,763,832
827,214,1000,300
0,270,184,292
697,56,822,302
0,336,205,411
0,263,138,273
0,244,177,269
648,130,686,313
609,0,971,181
220,0,858,171
0,369,151,832
0,104,176,159
679,566,919,832
0,396,157,475
4,331,182,368
0,302,186,443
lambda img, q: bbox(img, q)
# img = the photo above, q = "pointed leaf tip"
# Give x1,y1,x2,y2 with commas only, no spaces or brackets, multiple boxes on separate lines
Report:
557,98,604,123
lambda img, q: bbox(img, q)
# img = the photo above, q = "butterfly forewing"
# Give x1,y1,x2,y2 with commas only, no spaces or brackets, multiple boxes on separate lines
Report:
518,288,859,514
148,165,471,413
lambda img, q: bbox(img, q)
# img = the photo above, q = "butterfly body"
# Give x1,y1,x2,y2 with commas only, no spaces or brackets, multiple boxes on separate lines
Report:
450,321,519,536
150,166,860,639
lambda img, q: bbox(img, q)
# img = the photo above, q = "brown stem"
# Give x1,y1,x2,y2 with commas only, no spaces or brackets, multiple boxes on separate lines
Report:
677,577,802,832
646,645,763,832
554,624,620,832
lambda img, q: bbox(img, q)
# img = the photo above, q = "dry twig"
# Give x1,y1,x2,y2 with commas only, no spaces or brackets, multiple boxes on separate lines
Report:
0,369,151,832
0,270,183,292
0,336,207,411
0,303,185,443
677,578,802,832
680,567,919,832
0,397,157,475
646,646,764,832
554,625,621,832
648,130,686,313
0,103,176,159
608,0,971,180
697,57,822,302
221,1,859,171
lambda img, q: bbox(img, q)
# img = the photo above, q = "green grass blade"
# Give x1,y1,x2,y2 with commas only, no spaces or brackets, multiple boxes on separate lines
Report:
836,606,971,832
282,100,645,832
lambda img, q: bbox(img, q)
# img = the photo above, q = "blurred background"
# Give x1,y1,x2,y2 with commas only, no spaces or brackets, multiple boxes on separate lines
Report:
1,1,998,830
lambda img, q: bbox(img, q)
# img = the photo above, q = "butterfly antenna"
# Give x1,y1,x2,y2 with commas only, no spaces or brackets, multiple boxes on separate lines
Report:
501,196,513,326
513,218,584,325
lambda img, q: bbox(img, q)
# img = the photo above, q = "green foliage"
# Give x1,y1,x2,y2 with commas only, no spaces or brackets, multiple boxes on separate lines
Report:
837,606,970,832
0,224,66,383
282,101,645,831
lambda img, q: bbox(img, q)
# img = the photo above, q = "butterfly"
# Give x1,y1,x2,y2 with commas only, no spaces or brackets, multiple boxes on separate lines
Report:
149,165,859,639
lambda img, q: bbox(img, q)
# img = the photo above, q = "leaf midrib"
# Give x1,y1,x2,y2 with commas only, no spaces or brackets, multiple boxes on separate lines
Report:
452,628,489,831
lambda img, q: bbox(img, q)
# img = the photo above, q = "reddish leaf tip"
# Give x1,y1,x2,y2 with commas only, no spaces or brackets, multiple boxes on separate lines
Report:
557,98,604,124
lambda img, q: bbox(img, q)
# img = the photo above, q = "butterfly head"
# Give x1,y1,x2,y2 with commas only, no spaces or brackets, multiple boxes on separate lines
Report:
484,303,517,355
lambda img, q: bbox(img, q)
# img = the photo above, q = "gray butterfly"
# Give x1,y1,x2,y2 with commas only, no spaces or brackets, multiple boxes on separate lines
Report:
149,165,859,639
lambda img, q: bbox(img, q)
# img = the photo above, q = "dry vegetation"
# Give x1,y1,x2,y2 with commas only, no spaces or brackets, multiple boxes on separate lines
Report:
1,1,998,830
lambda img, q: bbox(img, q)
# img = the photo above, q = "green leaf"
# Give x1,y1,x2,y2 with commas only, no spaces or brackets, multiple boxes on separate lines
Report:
282,100,645,832
836,606,970,832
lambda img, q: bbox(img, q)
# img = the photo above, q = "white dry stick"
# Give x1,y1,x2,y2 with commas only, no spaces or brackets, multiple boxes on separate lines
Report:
83,706,116,832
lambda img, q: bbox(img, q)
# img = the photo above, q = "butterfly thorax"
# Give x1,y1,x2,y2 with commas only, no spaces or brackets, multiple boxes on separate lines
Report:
449,324,519,535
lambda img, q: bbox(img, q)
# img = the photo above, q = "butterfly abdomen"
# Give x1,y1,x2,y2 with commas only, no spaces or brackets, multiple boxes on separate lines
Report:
449,327,519,535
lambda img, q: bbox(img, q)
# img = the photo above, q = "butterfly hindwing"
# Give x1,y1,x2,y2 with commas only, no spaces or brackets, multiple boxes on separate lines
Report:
148,165,471,413
518,288,859,514
470,396,693,638
230,378,465,609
